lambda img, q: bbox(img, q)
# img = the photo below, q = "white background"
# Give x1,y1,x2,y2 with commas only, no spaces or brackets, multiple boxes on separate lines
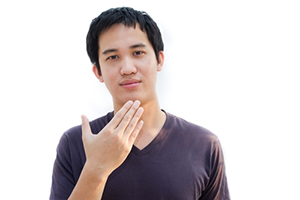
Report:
1,0,299,199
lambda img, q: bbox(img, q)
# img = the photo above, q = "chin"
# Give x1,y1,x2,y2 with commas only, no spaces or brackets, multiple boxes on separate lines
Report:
114,94,151,106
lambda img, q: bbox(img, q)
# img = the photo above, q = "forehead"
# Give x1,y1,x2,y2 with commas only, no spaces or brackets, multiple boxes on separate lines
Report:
98,23,150,51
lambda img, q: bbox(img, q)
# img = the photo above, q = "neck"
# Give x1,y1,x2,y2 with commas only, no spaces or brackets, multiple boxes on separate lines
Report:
113,97,166,150
138,98,165,132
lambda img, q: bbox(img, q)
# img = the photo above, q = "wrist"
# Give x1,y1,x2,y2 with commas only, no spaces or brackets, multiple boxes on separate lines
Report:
68,160,109,200
83,160,110,183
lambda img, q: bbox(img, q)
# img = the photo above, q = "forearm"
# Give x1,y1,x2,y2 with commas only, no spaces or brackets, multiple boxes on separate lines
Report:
70,101,143,199
68,162,109,200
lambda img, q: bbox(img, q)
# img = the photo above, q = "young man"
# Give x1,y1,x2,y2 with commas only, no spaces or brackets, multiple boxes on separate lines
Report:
50,7,230,200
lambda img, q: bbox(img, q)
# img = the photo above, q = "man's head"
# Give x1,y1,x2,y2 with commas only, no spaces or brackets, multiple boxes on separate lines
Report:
86,7,164,75
86,7,165,107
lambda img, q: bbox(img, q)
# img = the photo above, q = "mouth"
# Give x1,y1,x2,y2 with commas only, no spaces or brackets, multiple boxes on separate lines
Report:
120,79,141,89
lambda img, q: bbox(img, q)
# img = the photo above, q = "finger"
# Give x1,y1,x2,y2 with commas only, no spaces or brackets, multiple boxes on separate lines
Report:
81,115,92,143
123,107,144,138
128,120,144,145
116,100,141,132
107,100,134,129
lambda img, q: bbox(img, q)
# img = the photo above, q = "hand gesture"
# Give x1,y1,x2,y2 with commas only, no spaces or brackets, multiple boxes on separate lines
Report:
81,100,144,177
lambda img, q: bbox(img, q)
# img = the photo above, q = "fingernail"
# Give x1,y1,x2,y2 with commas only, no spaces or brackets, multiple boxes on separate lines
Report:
134,100,141,106
138,107,144,114
81,115,87,123
139,120,144,127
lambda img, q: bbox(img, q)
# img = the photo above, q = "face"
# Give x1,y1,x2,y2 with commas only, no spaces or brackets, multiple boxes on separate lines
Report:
93,23,164,107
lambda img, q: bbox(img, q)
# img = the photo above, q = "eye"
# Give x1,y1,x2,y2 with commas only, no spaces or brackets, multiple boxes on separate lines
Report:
133,51,145,56
106,55,119,61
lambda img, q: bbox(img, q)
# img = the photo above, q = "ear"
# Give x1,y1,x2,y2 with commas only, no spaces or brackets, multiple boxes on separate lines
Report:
92,65,104,83
157,51,164,72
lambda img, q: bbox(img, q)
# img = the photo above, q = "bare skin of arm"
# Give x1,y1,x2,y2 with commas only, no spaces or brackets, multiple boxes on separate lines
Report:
68,100,144,200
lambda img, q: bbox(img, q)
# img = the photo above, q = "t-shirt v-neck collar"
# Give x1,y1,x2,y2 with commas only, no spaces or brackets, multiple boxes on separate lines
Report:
106,110,170,157
131,110,169,157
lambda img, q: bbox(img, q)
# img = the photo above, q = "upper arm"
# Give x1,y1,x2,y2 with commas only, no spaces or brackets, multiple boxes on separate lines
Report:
199,139,230,200
50,134,75,200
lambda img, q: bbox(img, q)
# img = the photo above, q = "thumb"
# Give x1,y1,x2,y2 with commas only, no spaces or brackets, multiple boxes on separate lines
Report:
81,115,92,144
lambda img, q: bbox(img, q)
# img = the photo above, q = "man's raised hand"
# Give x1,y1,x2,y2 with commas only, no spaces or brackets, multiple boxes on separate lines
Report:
81,100,144,177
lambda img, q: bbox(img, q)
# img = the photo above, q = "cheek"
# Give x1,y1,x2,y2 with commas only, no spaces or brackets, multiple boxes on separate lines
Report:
100,69,118,90
138,56,158,74
103,71,117,84
100,61,117,78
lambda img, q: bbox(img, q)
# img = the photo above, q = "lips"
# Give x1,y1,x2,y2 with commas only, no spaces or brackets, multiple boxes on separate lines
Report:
120,79,141,89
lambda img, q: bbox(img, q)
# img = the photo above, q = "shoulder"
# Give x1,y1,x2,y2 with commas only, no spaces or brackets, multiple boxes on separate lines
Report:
63,111,113,141
57,111,114,154
167,112,219,141
164,112,226,159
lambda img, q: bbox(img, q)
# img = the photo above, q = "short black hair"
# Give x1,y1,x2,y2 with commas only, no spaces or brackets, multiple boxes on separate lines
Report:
86,7,164,75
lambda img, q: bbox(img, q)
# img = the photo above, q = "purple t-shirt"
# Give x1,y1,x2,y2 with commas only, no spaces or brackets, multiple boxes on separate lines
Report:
50,111,230,199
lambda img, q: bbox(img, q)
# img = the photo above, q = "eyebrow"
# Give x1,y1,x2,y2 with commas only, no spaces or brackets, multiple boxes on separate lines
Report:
130,43,146,49
102,43,147,55
102,48,118,55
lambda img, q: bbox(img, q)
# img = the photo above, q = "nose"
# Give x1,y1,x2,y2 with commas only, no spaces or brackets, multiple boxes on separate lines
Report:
120,56,137,75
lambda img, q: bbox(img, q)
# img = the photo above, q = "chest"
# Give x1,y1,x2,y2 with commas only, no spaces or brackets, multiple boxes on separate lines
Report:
101,151,209,200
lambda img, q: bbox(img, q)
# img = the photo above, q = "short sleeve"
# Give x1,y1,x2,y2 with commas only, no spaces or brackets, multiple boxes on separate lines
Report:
50,134,75,200
199,139,230,200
